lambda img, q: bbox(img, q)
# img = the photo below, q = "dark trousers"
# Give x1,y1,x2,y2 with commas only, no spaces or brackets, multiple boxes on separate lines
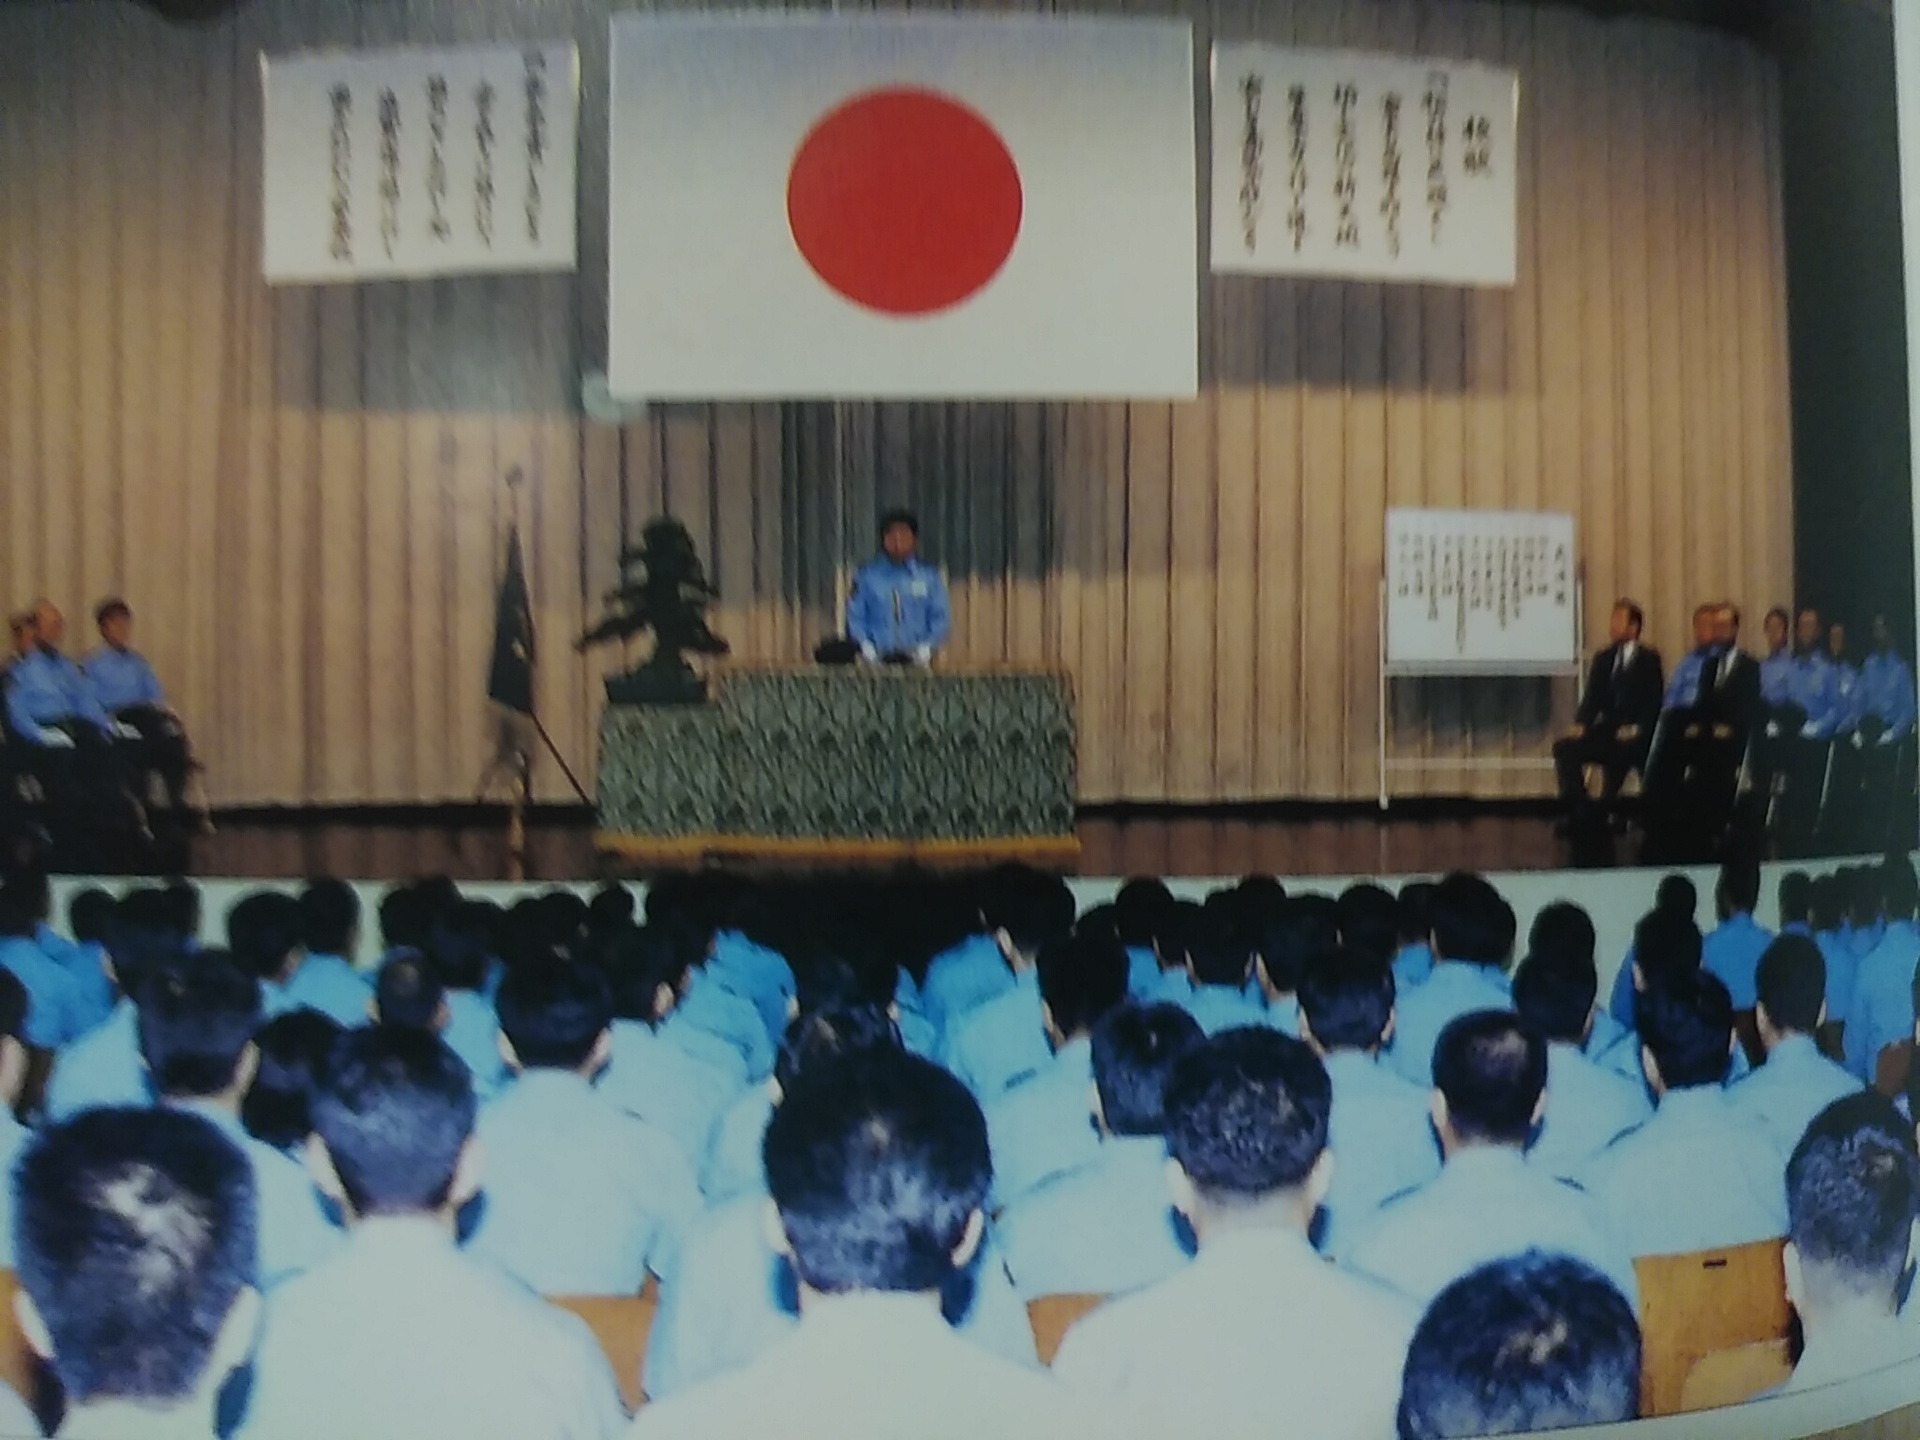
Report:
1643,711,1744,846
1777,736,1836,854
114,705,192,808
1553,725,1649,818
18,722,135,845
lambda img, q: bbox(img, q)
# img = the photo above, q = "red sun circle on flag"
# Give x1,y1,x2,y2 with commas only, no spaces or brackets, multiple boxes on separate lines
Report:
786,87,1024,318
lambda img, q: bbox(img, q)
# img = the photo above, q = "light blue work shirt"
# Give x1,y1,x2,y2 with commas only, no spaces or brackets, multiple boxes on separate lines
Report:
81,645,164,711
940,968,1052,1100
1832,661,1865,734
1817,929,1860,1027
1315,1049,1440,1262
1528,1041,1652,1183
1846,919,1920,1081
442,988,507,1101
1352,1144,1639,1310
468,1069,702,1297
1125,947,1161,1000
279,953,374,1029
1780,652,1843,736
983,1035,1099,1209
1183,983,1268,1037
659,1007,752,1089
0,1110,31,1268
37,926,114,1037
1384,960,1513,1085
845,555,951,657
1860,652,1918,740
993,1135,1191,1301
4,648,110,742
676,968,775,1083
701,1086,773,1205
0,935,91,1050
1579,1084,1787,1259
643,1192,1034,1403
175,1098,342,1288
45,997,149,1119
1265,993,1300,1036
1727,1033,1862,1159
1760,649,1794,707
708,930,796,1042
598,1017,746,1171
1392,942,1435,994
1703,912,1775,1013
1606,950,1640,1029
919,934,1015,1038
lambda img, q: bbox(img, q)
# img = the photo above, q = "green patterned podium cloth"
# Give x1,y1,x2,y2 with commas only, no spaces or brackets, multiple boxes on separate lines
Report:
596,668,1077,860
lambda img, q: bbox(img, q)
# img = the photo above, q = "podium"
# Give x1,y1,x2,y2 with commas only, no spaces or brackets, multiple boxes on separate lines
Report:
594,667,1077,866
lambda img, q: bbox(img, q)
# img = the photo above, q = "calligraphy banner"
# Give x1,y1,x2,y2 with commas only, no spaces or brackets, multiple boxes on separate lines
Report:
1385,509,1577,673
261,42,579,284
1212,44,1517,287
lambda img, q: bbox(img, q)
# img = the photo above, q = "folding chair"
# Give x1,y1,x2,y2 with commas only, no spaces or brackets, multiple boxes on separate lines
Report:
1677,1338,1795,1412
1026,1292,1106,1366
548,1286,658,1413
0,1271,39,1405
1633,1238,1793,1418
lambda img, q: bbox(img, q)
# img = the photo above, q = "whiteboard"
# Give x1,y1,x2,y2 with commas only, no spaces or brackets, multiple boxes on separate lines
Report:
1384,509,1578,673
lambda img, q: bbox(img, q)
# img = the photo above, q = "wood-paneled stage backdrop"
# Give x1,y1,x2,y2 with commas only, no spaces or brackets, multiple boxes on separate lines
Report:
0,0,1793,808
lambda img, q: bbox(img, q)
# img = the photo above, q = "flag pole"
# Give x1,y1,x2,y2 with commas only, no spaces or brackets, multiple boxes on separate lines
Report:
504,468,531,883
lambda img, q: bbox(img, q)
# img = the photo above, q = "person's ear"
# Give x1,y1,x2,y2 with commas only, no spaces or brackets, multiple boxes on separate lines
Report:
586,1028,613,1075
1088,1081,1107,1133
1166,1159,1199,1223
1429,1090,1450,1139
0,1036,28,1109
654,982,677,1020
305,1135,348,1210
1632,961,1647,994
1253,955,1274,993
1529,1086,1548,1129
764,1075,783,1104
206,1285,263,1389
1816,1000,1829,1030
1641,1044,1663,1095
365,997,380,1024
950,1208,985,1270
762,1199,793,1260
1380,1007,1397,1049
1297,1013,1321,1054
434,1000,451,1033
233,1041,260,1095
1782,1241,1805,1313
1304,1149,1335,1215
15,1290,51,1364
991,927,1015,964
448,1135,484,1209
498,1032,522,1072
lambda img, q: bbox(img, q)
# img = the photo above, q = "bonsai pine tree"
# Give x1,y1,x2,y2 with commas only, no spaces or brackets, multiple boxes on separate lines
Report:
577,516,730,704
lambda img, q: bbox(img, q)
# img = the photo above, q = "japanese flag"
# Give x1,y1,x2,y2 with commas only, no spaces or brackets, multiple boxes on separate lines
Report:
607,12,1199,401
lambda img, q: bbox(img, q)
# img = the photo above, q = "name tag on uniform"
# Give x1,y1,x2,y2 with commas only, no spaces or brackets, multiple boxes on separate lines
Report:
910,579,929,598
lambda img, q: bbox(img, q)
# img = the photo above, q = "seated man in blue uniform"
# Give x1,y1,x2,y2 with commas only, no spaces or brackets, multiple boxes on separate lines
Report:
1839,614,1919,852
83,598,198,820
5,599,137,847
846,510,951,666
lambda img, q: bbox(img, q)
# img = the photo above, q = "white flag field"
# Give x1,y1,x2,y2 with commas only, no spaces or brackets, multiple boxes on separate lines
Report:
606,13,1199,401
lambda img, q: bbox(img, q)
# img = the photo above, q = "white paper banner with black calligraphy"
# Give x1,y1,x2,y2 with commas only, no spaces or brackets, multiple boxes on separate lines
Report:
261,42,579,284
1385,510,1577,672
1212,44,1517,287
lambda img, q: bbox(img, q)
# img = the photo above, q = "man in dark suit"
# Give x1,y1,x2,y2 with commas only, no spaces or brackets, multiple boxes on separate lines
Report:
1554,599,1665,831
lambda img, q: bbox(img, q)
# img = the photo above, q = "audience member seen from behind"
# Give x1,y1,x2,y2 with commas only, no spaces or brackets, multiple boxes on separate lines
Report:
242,1008,345,1158
371,950,446,1032
14,1108,262,1440
1387,874,1516,1086
1395,1253,1640,1439
240,1026,624,1440
1781,1093,1920,1392
1846,855,1920,1084
288,880,375,1028
1511,940,1650,1183
1050,1028,1417,1440
1728,936,1861,1160
0,970,36,1268
631,1048,1078,1440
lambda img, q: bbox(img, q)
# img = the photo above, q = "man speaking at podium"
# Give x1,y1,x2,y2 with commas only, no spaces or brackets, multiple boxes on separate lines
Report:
847,509,951,666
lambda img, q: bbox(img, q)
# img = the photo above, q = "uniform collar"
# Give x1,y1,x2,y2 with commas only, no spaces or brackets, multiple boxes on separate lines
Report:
1767,1033,1822,1068
1655,1083,1730,1122
1441,1143,1530,1181
503,1067,596,1101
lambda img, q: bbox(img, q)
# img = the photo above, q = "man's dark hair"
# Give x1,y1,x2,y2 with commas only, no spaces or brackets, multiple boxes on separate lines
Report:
1848,864,1887,925
16,1107,256,1406
1184,899,1253,988
763,1048,987,1295
495,962,612,1071
1113,878,1176,952
1336,884,1399,965
1163,1028,1330,1203
311,1026,476,1216
1637,968,1735,1091
1632,908,1703,986
1513,946,1599,1047
979,866,1076,957
225,891,304,983
1654,873,1698,919
0,966,25,1046
1091,1003,1202,1137
1528,902,1596,969
243,1009,345,1153
377,885,431,954
1765,604,1790,630
773,1004,900,1096
1397,1254,1640,1439
1756,935,1826,1037
602,924,697,1024
1297,946,1395,1052
1036,932,1128,1040
68,887,116,947
299,878,361,957
1432,1012,1546,1147
1428,874,1516,969
0,874,41,939
1787,1093,1919,1305
1256,896,1341,996
1883,853,1920,922
424,901,495,994
163,883,202,945
374,951,444,1030
1397,881,1437,947
1718,855,1762,917
1778,871,1813,927
1809,874,1844,933
1616,599,1645,632
587,882,636,935
137,956,264,1100
878,507,919,538
93,597,132,629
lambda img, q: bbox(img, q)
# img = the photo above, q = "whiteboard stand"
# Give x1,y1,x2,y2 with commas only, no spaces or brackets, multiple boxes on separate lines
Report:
1377,576,1585,810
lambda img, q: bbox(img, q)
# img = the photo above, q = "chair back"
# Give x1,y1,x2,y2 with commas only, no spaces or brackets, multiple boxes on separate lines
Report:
1876,1040,1913,1099
0,1271,38,1405
1634,1238,1793,1418
1026,1292,1105,1366
1676,1338,1795,1412
547,1291,657,1413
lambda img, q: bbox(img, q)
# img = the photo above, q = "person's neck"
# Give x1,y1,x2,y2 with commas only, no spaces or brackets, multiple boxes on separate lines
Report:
796,1281,942,1318
1802,1290,1901,1343
1763,1027,1808,1056
1441,1134,1522,1164
1189,1192,1312,1247
348,1205,458,1237
59,1395,218,1440
174,1085,243,1118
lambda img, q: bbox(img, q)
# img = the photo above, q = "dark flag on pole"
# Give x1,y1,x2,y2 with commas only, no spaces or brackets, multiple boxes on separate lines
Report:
487,526,536,717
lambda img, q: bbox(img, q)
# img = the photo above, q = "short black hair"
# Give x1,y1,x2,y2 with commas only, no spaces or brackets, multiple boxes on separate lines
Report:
1256,896,1341,995
1512,945,1599,1046
1765,605,1790,629
424,901,495,994
1397,1254,1640,1438
163,882,203,944
0,874,41,939
979,866,1076,957
1616,599,1645,632
242,1009,344,1153
374,951,444,1030
763,1048,988,1295
1848,864,1888,924
1654,873,1698,918
225,891,304,983
1091,1003,1202,1137
377,885,431,953
16,1108,256,1406
1183,898,1253,988
1632,908,1703,986
68,887,116,946
1527,901,1596,969
1809,874,1844,933
773,1004,900,1096
311,1026,476,1216
299,878,361,957
1113,878,1176,951
878,507,919,538
1163,1028,1330,1203
1336,883,1399,965
1035,932,1128,1040
93,597,131,628
137,955,264,1100
1428,874,1516,969
1637,968,1735,1090
495,962,612,1071
1778,871,1812,927
602,924,696,1023
1397,881,1437,946
587,882,636,935
1297,946,1395,1052
1787,1093,1918,1306
1883,853,1920,922
0,967,25,1044
1718,855,1762,915
1757,935,1826,1036
1432,1012,1546,1146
